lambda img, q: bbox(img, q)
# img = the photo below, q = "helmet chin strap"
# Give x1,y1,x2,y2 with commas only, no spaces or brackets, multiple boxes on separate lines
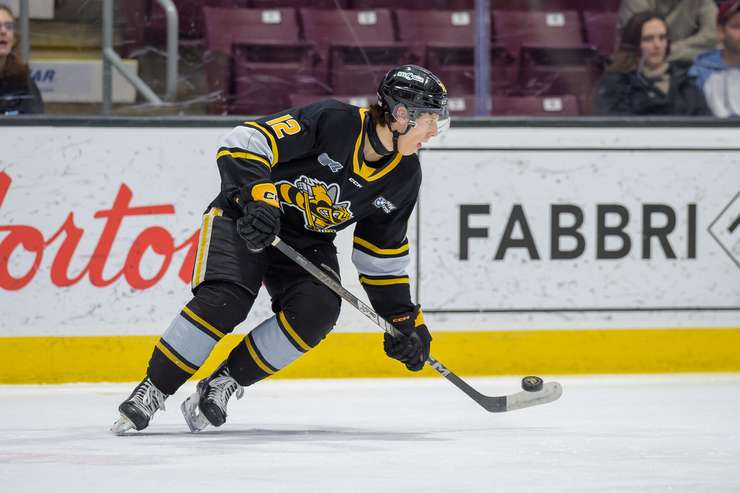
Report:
386,112,412,154
366,110,414,157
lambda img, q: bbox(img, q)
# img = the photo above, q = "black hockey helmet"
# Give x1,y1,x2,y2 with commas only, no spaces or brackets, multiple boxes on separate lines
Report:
377,64,449,134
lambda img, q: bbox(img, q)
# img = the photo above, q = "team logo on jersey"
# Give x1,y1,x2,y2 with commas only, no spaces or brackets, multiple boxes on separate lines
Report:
317,153,343,173
373,196,396,214
276,176,353,233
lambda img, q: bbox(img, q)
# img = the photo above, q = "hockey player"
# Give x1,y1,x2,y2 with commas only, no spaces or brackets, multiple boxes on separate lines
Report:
111,64,449,434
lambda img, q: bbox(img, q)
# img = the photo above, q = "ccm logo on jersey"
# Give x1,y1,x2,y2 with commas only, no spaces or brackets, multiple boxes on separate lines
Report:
317,153,343,173
373,196,396,213
397,71,426,83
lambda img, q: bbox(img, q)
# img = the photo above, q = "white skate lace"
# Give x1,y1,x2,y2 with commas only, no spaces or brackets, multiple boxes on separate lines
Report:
132,379,167,415
206,375,244,413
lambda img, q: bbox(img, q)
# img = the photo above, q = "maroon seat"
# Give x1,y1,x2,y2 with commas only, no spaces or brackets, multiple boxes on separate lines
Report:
203,7,322,114
396,9,515,96
491,0,581,10
288,94,376,108
493,10,587,57
300,8,409,94
147,0,249,43
583,11,619,59
250,0,349,8
445,95,485,116
351,0,460,8
491,95,580,116
491,0,619,11
517,45,602,112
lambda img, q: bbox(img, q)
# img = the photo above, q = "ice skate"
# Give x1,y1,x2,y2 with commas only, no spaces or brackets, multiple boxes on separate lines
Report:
181,363,244,433
111,377,167,434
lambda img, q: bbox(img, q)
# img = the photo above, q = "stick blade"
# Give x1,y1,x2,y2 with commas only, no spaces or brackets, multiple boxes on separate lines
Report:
502,381,563,412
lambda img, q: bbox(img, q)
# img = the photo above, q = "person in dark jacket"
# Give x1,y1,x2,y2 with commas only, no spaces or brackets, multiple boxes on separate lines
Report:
0,4,44,115
594,11,710,116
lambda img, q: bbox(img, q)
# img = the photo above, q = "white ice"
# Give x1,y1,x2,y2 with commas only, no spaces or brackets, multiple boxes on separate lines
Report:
1,375,739,493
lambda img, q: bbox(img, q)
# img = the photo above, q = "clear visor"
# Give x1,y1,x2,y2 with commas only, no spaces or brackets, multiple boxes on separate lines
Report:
394,105,450,136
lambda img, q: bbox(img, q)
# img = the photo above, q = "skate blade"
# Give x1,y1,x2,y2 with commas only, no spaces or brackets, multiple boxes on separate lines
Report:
110,414,135,435
180,392,210,433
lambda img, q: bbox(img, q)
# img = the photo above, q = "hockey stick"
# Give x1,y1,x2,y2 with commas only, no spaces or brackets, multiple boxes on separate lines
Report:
271,237,562,412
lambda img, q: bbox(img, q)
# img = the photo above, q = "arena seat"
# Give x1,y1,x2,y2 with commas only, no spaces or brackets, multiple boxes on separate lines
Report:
351,0,459,9
396,10,515,95
583,11,619,59
288,94,376,108
250,0,350,8
147,0,249,43
517,45,602,113
493,10,587,57
491,95,580,116
203,7,322,114
299,8,409,94
490,0,619,11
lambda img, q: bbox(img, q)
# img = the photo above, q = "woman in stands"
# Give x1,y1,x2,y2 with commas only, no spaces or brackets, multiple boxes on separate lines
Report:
594,10,710,116
0,3,43,115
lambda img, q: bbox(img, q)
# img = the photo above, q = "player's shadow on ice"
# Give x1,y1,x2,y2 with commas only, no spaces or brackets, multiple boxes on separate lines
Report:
128,426,444,443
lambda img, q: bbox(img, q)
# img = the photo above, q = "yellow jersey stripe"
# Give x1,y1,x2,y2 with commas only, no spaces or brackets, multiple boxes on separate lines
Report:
193,208,222,288
216,149,271,169
244,122,279,165
182,306,226,340
353,236,410,256
352,108,368,176
155,341,196,375
278,311,312,352
245,337,275,375
351,108,403,182
359,276,410,286
415,309,425,327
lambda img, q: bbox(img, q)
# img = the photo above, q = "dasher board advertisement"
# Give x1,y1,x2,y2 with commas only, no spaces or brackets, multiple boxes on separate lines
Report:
416,146,739,313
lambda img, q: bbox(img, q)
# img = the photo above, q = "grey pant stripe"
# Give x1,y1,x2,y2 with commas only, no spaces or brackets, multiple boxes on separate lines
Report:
352,248,409,276
162,315,219,367
250,316,304,370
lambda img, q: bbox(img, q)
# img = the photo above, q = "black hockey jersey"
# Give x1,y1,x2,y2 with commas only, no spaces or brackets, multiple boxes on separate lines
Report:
210,99,421,318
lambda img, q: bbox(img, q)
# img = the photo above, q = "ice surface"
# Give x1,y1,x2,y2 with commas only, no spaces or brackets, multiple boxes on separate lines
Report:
1,375,739,493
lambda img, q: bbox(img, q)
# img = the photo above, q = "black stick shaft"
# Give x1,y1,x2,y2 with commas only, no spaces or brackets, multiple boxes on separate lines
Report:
271,237,491,404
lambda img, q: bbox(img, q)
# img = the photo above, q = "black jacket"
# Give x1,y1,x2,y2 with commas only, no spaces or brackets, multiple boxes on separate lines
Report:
0,72,44,115
594,62,710,116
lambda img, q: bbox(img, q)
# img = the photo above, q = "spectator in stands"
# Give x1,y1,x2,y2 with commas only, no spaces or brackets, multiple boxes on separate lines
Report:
618,0,719,63
689,0,740,117
0,4,43,115
594,11,710,116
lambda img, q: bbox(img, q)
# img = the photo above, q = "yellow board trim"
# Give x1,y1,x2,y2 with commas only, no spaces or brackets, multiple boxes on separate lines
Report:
1,328,739,383
182,306,226,340
359,275,409,286
244,122,279,165
155,341,197,375
278,311,312,352
216,149,271,170
245,337,275,375
353,236,409,256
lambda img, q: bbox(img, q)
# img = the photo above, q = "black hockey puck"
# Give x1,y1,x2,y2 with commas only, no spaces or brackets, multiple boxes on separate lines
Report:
521,376,544,392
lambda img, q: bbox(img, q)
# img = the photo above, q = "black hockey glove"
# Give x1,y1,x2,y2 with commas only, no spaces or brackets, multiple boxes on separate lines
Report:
384,305,431,372
235,181,281,253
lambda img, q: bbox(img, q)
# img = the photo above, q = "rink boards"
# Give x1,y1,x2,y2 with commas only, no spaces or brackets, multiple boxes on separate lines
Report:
0,122,738,383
